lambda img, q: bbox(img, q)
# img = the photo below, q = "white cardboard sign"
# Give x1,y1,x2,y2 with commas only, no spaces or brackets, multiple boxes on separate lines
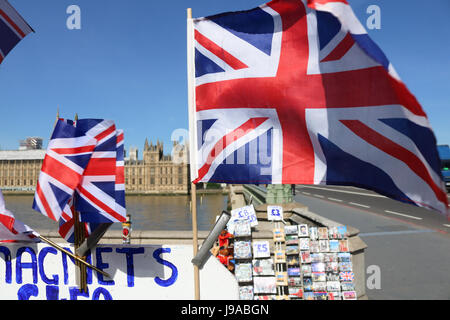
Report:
0,242,238,300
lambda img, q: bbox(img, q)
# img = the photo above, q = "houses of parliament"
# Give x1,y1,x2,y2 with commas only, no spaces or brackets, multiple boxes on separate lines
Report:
0,137,190,194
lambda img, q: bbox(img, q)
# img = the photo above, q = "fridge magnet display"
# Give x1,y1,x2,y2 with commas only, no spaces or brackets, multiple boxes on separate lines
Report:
235,263,253,282
234,240,252,259
267,205,283,221
253,277,277,294
309,227,318,240
284,225,298,235
300,251,311,264
252,258,275,276
252,240,271,258
318,227,329,240
342,291,357,300
233,219,252,237
298,224,309,237
239,286,254,300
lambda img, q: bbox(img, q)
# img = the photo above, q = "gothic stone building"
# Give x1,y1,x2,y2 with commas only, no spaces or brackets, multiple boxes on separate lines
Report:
124,139,189,194
0,139,190,194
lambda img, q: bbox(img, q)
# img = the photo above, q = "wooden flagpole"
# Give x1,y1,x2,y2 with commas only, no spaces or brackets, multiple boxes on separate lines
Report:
73,113,88,293
187,7,200,300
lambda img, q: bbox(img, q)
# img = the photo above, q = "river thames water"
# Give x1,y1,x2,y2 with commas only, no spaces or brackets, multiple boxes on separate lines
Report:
3,194,228,232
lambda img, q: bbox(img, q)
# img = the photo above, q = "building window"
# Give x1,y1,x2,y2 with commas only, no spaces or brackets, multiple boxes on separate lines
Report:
150,177,155,185
178,177,183,185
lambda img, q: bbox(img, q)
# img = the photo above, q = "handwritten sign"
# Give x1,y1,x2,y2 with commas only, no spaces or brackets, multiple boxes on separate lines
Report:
267,205,283,221
231,205,258,226
252,241,270,258
0,243,238,300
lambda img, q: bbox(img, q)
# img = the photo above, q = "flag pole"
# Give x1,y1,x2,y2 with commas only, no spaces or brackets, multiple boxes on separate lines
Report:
73,113,88,293
187,7,200,300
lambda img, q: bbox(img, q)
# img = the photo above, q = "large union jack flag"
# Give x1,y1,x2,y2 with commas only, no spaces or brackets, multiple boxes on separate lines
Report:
0,0,33,64
188,0,449,216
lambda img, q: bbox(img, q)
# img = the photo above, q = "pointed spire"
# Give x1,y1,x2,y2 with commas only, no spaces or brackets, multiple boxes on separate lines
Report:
144,138,149,151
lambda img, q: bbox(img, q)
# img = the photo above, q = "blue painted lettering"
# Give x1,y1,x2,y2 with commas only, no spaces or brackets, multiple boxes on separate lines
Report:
17,284,38,300
153,248,178,287
16,247,37,284
0,246,12,284
38,247,59,285
116,247,144,287
96,247,114,285
92,287,113,300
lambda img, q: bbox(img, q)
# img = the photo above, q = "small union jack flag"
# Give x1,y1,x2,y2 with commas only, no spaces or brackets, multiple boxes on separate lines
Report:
340,271,354,282
33,119,97,222
1,189,39,242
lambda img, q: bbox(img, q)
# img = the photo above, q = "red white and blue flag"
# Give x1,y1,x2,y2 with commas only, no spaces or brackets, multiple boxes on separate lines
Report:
188,0,449,216
32,119,97,222
0,189,39,242
74,119,126,223
339,271,354,282
0,0,33,64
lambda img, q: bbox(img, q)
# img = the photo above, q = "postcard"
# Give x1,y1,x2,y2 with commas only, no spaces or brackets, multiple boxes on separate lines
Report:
299,238,310,251
311,262,325,273
326,281,341,292
286,245,299,255
312,281,326,292
312,272,327,282
300,251,311,264
309,227,318,240
337,226,348,239
303,277,313,291
298,224,309,237
301,264,312,277
288,287,303,299
318,227,329,240
310,253,324,263
233,219,251,237
339,239,349,252
288,267,301,277
284,225,298,235
319,239,330,252
329,240,340,252
309,240,320,253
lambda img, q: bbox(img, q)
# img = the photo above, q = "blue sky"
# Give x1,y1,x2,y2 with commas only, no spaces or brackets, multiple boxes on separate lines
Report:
0,0,449,156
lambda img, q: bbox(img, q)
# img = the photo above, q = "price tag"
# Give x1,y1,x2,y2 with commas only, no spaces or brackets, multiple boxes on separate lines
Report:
267,205,283,221
252,240,271,258
231,205,258,227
